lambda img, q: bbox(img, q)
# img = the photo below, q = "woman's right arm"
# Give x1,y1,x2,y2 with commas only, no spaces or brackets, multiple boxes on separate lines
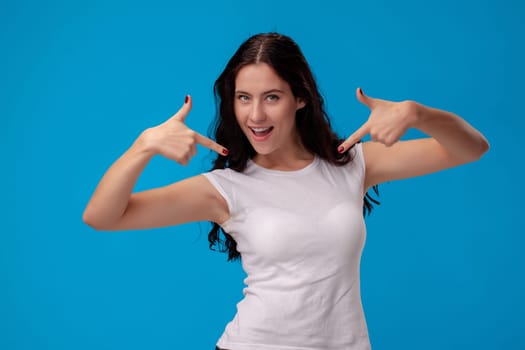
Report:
82,95,229,231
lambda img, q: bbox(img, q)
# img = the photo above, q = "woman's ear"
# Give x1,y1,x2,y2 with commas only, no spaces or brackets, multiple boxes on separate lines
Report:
296,98,306,110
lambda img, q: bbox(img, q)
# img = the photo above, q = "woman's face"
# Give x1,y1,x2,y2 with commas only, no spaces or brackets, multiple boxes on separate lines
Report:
234,63,305,157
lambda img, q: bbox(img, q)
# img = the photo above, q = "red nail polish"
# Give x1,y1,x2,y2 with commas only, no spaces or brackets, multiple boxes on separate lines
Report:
338,146,344,153
184,95,189,104
359,88,364,95
222,149,229,155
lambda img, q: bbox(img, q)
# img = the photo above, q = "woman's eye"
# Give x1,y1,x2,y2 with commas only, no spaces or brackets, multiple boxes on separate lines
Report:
266,94,279,102
238,95,249,102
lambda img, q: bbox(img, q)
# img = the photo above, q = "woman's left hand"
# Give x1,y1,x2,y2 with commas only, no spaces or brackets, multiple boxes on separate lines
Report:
338,88,419,153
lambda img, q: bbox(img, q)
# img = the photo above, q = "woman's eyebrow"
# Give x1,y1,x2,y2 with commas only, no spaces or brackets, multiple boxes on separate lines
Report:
235,89,286,95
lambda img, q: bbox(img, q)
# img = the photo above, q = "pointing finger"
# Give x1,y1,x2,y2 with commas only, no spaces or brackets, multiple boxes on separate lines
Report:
338,121,370,153
194,133,229,156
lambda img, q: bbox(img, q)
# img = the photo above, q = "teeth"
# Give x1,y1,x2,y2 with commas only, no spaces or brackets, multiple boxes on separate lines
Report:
251,127,270,132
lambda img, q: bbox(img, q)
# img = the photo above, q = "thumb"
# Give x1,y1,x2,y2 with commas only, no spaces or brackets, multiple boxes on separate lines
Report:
170,95,193,123
356,87,375,109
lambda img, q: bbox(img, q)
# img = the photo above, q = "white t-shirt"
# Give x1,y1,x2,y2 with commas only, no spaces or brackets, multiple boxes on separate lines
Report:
203,143,371,350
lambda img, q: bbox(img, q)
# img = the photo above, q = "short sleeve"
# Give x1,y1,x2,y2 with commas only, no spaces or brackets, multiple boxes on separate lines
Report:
202,169,236,230
351,142,366,194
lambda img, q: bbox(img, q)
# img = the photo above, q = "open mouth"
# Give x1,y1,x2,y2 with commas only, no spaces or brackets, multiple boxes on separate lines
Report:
250,127,274,138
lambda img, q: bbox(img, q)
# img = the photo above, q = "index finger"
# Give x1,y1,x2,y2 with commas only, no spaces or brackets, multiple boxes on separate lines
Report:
338,121,370,153
195,133,229,156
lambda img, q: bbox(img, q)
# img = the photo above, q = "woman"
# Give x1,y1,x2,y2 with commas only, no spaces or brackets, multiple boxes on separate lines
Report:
83,33,489,350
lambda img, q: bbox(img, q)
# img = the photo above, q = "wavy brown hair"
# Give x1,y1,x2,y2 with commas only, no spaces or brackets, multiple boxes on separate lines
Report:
208,33,378,261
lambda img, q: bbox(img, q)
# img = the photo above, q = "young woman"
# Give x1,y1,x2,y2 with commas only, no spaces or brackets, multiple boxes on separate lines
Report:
83,33,489,350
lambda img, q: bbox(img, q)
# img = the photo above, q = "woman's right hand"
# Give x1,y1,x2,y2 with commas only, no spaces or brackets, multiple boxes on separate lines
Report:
141,95,228,165
83,95,229,230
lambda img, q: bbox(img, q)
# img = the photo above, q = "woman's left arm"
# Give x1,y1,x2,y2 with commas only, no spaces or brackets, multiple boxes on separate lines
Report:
338,88,489,191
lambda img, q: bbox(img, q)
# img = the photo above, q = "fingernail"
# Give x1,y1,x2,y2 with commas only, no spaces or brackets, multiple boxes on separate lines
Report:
222,149,229,155
358,88,363,95
184,95,189,104
338,146,344,153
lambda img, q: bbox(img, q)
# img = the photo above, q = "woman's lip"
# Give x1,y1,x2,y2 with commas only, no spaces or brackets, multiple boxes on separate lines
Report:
249,126,272,130
250,126,273,141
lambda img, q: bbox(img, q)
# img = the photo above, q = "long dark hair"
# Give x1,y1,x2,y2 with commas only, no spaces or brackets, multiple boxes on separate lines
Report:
207,33,378,261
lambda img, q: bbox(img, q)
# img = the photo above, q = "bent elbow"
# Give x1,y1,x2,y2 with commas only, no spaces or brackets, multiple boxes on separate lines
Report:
83,210,99,230
451,137,489,165
481,137,490,155
82,209,109,231
473,136,490,161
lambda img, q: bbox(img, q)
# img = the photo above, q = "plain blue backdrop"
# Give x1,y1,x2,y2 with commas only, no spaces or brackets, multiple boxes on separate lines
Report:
2,0,524,349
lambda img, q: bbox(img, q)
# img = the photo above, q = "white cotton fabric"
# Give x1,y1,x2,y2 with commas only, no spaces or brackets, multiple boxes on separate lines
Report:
203,143,371,350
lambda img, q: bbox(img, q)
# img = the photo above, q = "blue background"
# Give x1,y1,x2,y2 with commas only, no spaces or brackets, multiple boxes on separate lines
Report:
2,0,524,349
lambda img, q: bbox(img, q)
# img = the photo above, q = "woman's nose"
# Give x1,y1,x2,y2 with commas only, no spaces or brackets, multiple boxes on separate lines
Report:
248,102,266,123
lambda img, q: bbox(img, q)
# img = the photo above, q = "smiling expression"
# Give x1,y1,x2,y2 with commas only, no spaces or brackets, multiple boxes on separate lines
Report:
234,63,306,159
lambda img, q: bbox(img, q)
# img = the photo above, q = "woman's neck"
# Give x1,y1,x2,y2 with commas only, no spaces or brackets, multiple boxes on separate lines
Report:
252,147,314,171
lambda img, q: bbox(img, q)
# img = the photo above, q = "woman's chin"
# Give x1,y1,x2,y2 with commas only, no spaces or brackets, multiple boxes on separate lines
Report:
250,144,274,156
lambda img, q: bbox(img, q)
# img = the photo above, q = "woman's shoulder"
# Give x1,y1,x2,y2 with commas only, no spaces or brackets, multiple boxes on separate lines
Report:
202,166,250,191
316,143,365,186
319,142,364,171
